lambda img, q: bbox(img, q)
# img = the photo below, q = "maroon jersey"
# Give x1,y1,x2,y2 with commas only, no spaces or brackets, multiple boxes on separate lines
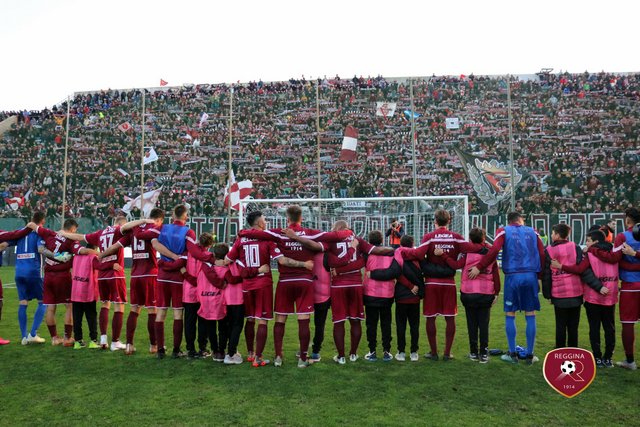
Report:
85,225,125,280
324,236,374,288
226,236,282,291
419,226,466,285
36,226,83,273
117,224,158,278
0,227,31,243
263,224,324,283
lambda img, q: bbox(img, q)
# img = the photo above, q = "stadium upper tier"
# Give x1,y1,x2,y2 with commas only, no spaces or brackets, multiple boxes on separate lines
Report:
1,72,638,223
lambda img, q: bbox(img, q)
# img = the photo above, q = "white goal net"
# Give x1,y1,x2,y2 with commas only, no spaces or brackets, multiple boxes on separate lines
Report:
238,196,469,242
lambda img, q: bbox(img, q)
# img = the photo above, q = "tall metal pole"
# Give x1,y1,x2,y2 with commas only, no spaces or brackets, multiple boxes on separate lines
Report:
409,78,419,238
316,81,321,199
506,75,516,211
224,86,234,243
61,95,71,229
140,93,146,218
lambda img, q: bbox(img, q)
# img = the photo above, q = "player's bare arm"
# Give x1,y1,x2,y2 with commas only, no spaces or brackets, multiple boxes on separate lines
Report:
120,218,155,233
277,256,314,270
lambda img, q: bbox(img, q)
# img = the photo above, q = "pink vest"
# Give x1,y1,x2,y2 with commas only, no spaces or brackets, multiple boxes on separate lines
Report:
461,252,495,295
183,254,201,304
224,263,243,305
584,253,619,306
197,265,227,320
313,252,330,304
547,243,583,298
71,254,98,303
363,254,394,298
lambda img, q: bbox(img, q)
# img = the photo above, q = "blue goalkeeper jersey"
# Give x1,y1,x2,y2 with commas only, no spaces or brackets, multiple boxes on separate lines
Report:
10,231,44,278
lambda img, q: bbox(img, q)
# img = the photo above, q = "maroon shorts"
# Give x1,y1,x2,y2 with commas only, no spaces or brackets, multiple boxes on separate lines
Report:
274,280,314,315
243,284,273,320
156,281,183,309
130,276,157,308
98,277,127,303
43,272,72,305
619,290,640,323
330,286,364,323
423,284,458,317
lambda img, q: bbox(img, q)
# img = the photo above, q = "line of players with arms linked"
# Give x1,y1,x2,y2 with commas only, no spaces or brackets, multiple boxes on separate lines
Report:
1,205,639,370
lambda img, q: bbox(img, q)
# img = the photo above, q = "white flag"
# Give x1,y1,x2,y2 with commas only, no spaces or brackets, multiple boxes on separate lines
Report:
198,112,209,128
143,147,158,165
121,187,163,218
224,170,253,211
375,102,397,117
446,117,460,129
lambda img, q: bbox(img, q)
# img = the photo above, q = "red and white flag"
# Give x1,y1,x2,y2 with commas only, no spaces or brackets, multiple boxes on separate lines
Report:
375,102,397,117
339,125,358,161
160,79,168,87
5,197,25,211
143,147,159,165
224,170,253,211
118,122,132,132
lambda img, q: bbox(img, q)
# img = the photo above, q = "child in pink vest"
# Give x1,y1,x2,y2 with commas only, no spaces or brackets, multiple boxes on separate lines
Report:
200,243,251,364
182,233,215,360
71,244,101,348
554,228,615,367
544,223,603,349
362,230,395,362
442,228,499,363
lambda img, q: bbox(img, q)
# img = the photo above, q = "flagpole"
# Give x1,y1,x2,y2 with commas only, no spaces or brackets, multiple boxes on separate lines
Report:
61,95,71,229
140,92,146,218
225,86,234,243
506,75,516,211
316,81,322,199
409,78,419,238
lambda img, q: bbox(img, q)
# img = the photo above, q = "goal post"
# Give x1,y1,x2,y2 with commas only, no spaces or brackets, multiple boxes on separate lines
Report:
238,196,469,242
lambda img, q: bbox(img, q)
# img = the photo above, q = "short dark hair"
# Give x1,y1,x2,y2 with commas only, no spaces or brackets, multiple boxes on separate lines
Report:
368,230,383,246
400,235,414,248
246,211,263,227
552,223,570,239
625,207,640,224
31,211,45,224
587,230,605,244
469,227,485,244
174,204,188,220
149,208,164,219
213,243,229,260
63,219,78,230
199,232,215,247
507,212,523,223
434,209,451,226
86,243,97,250
286,205,302,223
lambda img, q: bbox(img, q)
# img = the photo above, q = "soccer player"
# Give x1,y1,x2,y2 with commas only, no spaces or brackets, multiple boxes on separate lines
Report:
287,220,393,365
587,207,640,370
311,248,331,362
419,209,466,362
362,230,395,362
227,210,314,367
144,205,221,359
438,228,500,363
6,212,47,345
1,224,36,345
60,215,153,350
98,208,165,355
70,243,101,349
30,219,95,346
543,223,602,349
554,229,618,367
469,212,545,364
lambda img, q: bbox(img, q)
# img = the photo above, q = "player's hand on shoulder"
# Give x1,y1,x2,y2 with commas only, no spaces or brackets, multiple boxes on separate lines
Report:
282,228,297,239
622,243,636,256
26,222,37,230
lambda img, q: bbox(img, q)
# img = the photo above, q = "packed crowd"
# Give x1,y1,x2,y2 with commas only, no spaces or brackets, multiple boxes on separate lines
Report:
1,71,639,221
